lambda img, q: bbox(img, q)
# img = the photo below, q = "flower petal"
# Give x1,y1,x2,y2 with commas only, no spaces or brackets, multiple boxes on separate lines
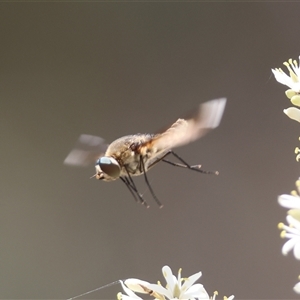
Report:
119,294,142,300
282,238,298,255
180,271,202,292
124,279,152,294
287,215,300,231
291,95,300,107
284,107,300,122
272,57,300,92
293,241,300,260
272,68,294,88
278,194,300,209
162,266,177,292
120,281,143,299
294,281,300,294
182,283,209,299
285,89,297,99
287,209,300,222
148,283,173,299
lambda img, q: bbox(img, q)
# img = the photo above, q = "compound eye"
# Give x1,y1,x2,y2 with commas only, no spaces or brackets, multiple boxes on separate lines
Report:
98,157,121,178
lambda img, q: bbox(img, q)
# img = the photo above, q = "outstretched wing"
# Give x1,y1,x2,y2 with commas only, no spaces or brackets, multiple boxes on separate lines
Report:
64,134,108,166
151,98,226,151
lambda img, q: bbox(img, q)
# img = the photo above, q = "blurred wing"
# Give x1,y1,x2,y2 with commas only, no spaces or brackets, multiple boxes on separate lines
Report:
152,98,226,151
64,134,108,166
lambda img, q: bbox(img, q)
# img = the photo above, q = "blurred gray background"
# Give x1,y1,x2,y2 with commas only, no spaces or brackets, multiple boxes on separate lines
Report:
1,2,300,299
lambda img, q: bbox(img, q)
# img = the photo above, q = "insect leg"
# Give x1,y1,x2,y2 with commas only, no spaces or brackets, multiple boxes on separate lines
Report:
163,150,219,175
122,167,150,208
139,155,163,208
146,150,173,170
123,176,150,208
120,177,139,203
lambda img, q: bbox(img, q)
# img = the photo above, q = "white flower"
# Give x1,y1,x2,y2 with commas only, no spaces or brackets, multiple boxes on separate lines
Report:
272,57,300,122
296,143,300,162
272,57,300,92
118,266,234,300
283,107,300,123
294,276,300,294
147,266,208,299
278,215,300,259
211,292,235,300
278,179,300,219
117,279,149,300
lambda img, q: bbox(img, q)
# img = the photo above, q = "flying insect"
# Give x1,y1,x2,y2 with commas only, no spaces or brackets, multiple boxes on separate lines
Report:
64,98,226,208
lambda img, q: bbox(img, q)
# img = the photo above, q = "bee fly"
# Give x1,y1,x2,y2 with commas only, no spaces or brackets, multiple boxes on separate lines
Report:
64,98,226,208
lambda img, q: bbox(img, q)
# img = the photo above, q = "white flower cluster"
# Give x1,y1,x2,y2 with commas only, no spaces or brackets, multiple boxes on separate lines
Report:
273,56,300,293
117,265,234,300
272,57,300,123
278,180,300,293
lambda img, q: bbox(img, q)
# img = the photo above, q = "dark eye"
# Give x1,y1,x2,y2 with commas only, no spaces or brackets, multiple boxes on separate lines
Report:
98,157,121,178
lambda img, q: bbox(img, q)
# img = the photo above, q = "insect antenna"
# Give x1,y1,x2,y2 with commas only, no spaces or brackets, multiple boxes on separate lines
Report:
139,155,163,208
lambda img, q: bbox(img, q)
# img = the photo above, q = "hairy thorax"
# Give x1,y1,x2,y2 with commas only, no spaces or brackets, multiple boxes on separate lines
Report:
104,133,166,176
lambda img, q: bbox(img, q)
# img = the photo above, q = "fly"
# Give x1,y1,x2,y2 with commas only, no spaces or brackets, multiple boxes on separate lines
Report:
64,98,226,208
